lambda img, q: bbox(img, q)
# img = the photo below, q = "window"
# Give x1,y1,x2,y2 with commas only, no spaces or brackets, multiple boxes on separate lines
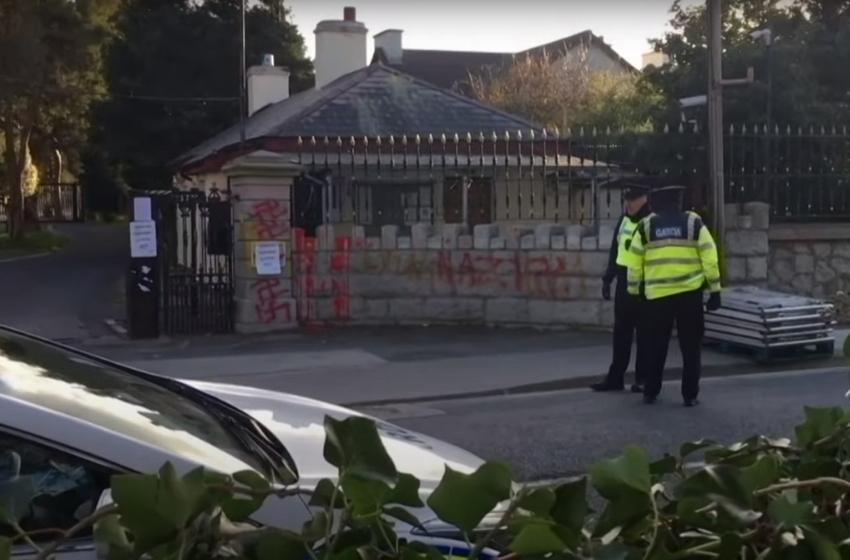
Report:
0,432,113,542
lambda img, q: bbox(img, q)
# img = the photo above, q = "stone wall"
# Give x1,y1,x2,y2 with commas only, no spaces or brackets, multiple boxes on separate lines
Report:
768,224,850,299
292,222,615,329
723,202,770,287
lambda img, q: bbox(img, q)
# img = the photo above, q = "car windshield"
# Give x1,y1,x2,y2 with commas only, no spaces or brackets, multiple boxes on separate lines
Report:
0,330,289,482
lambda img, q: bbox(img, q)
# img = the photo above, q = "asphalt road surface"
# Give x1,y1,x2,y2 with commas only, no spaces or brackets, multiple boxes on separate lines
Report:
0,224,126,341
385,367,849,481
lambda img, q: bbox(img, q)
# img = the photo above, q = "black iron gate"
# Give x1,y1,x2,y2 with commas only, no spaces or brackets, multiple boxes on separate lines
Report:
146,188,234,335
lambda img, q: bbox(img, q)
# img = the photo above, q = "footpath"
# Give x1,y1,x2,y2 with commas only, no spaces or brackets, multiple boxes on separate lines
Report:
80,325,850,406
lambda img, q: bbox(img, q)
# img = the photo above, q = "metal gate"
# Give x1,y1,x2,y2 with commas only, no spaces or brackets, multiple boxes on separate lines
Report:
152,188,234,335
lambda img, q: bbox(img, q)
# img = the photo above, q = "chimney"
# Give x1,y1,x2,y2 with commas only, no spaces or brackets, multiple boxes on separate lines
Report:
314,6,368,88
374,29,403,65
247,54,290,116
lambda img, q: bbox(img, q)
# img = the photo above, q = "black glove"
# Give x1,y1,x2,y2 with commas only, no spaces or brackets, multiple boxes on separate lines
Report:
706,292,722,311
602,283,611,301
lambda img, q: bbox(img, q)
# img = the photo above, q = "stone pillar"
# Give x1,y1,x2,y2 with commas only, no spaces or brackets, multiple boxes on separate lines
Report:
223,151,302,333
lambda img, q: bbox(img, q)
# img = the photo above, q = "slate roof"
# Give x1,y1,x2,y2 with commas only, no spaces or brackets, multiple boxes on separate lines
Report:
376,30,636,93
177,62,541,170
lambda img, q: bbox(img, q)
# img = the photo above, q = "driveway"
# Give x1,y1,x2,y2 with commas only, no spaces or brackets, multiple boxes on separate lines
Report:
0,223,127,341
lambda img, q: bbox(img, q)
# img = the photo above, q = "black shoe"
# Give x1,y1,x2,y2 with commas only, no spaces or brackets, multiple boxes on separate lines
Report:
643,395,657,405
631,384,644,394
590,380,625,392
684,399,700,407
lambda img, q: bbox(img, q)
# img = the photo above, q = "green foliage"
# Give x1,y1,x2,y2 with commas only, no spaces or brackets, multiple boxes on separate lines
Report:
646,0,850,124
469,50,664,131
7,407,850,560
89,0,313,190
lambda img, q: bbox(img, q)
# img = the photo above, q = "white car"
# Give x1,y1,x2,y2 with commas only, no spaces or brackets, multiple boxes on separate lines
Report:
0,327,486,559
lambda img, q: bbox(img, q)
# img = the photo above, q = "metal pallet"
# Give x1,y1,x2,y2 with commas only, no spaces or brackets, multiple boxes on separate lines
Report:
705,286,835,362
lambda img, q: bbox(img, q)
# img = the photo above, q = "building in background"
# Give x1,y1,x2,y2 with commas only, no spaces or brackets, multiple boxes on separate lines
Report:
372,29,636,94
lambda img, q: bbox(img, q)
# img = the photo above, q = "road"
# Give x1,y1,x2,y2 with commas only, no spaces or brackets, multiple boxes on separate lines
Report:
0,224,126,341
374,367,849,481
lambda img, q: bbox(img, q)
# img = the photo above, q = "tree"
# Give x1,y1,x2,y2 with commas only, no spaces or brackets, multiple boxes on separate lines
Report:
86,0,313,198
0,0,118,238
646,0,850,125
469,51,663,131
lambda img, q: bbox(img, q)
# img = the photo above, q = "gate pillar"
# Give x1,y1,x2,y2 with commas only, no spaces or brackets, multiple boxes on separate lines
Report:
223,151,302,334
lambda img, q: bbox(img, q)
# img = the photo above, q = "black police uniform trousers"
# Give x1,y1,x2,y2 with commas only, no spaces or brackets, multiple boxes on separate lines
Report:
644,288,704,401
605,278,649,386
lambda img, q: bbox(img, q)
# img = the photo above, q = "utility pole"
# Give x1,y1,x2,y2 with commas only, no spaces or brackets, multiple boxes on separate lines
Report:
239,0,247,148
707,0,724,247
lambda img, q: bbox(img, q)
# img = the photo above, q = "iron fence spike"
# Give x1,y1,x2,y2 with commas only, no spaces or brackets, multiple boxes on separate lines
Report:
663,123,669,133
504,130,510,141
428,133,434,144
453,133,460,143
466,132,472,143
297,136,303,145
478,131,484,142
415,134,420,144
310,136,316,145
542,129,548,139
729,124,734,134
363,136,369,146
579,127,585,137
491,131,498,142
832,125,837,135
529,130,535,141
440,133,446,144
517,130,523,141
678,122,684,133
606,126,611,135
376,136,382,145
389,135,395,145
592,126,598,137
402,134,408,145
336,136,343,146
350,136,356,146
786,125,791,134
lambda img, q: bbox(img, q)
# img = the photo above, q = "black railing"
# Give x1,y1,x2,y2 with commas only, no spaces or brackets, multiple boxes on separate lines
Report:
289,124,850,226
0,183,83,226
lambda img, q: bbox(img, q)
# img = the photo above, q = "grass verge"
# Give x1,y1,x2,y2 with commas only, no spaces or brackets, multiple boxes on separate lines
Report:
0,230,70,254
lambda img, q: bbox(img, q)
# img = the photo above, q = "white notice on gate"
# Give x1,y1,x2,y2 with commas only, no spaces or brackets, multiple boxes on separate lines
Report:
255,242,282,275
133,197,152,221
129,220,157,258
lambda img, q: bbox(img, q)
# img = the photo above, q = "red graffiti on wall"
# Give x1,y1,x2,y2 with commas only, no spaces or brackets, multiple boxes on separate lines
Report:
293,232,351,323
253,278,292,324
249,200,290,239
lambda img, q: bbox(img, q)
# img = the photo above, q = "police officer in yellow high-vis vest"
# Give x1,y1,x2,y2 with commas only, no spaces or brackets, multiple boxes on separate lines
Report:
627,185,722,407
590,183,651,393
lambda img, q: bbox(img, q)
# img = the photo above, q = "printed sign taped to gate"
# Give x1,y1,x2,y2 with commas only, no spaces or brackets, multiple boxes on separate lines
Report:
255,241,283,275
129,220,157,258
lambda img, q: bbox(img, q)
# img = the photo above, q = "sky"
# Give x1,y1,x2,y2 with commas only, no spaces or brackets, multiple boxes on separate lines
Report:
284,0,701,69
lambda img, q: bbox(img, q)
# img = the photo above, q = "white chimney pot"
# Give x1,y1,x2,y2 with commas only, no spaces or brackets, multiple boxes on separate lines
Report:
314,7,368,89
247,55,290,116
374,29,403,64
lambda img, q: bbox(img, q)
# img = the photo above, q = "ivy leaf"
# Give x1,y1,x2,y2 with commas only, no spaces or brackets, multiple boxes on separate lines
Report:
110,472,181,553
769,492,814,528
0,537,10,560
796,407,848,448
650,455,678,476
518,487,556,515
717,533,744,560
677,465,750,507
426,462,512,534
804,528,842,560
680,439,717,458
740,455,781,494
591,446,652,499
324,416,398,484
234,470,271,492
93,512,133,560
386,473,424,507
309,479,344,509
509,522,568,555
341,474,391,518
302,512,329,543
594,543,631,560
550,477,588,534
383,506,425,531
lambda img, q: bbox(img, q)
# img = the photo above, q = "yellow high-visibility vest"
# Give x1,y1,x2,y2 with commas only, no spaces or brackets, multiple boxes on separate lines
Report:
615,216,640,267
627,211,721,300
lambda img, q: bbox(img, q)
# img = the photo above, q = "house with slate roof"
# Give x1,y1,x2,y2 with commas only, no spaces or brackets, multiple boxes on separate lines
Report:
177,8,622,234
371,29,636,95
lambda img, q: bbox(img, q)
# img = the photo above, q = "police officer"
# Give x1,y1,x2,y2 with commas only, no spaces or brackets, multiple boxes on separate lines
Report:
590,182,651,393
627,185,721,406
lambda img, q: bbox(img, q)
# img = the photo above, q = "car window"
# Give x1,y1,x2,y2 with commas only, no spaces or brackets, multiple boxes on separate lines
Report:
0,331,276,479
0,432,112,542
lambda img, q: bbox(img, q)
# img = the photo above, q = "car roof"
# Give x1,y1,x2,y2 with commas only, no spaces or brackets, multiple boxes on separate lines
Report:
0,326,271,477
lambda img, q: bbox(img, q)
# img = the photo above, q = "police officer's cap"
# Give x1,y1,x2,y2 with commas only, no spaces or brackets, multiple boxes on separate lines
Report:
623,182,651,201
